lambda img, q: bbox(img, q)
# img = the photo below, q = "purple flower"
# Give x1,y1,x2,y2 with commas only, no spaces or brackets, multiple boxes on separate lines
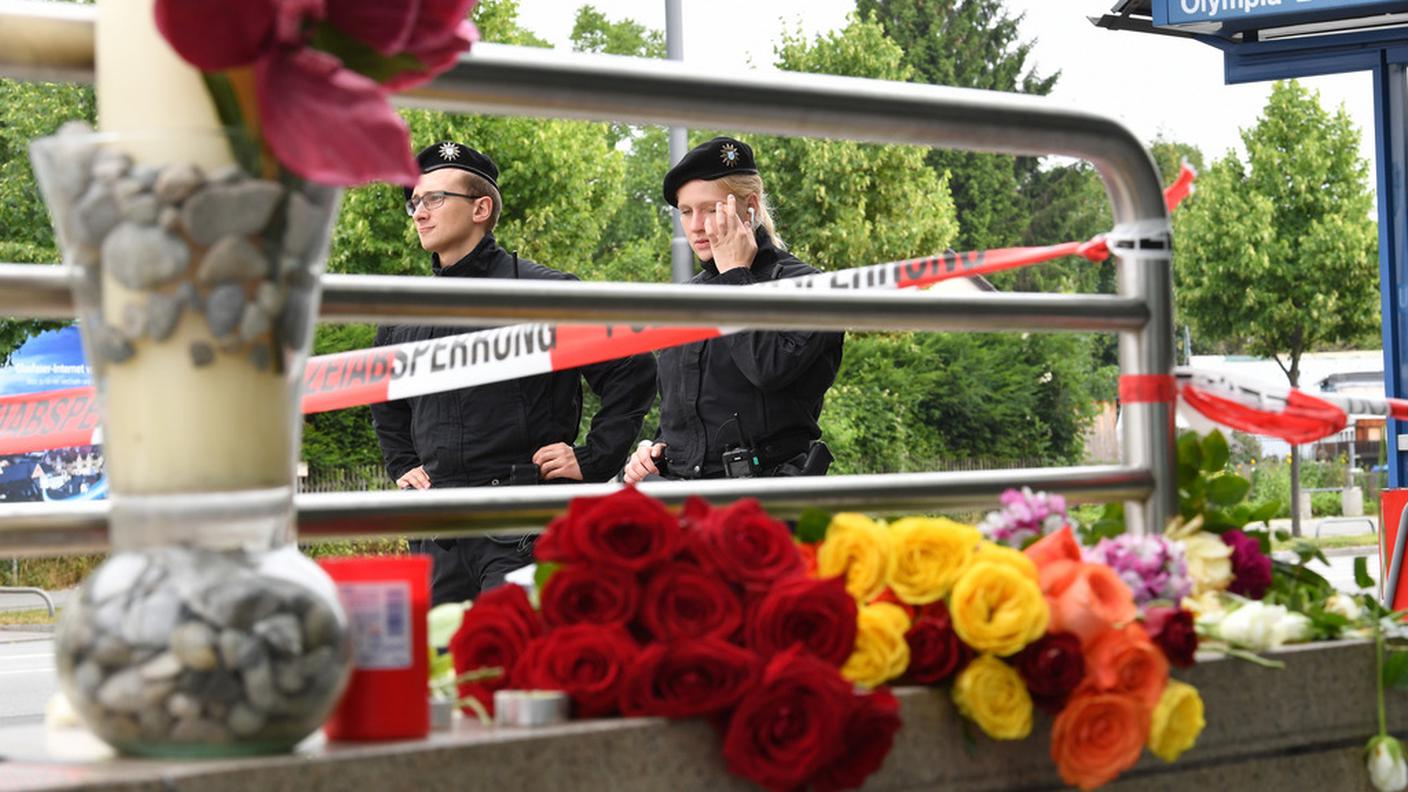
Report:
1222,529,1273,600
978,487,1068,549
1085,534,1191,608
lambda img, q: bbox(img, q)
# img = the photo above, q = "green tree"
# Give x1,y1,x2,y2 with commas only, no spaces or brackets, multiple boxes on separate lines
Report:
570,5,664,61
1175,80,1378,533
568,4,673,285
760,16,958,267
0,78,94,363
855,0,1057,252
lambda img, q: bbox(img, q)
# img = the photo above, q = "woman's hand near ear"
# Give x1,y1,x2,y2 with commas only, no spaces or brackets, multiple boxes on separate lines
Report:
704,194,758,273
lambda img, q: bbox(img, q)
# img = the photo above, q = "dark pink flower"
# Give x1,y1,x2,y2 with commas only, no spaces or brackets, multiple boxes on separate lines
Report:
1222,529,1272,600
155,0,478,186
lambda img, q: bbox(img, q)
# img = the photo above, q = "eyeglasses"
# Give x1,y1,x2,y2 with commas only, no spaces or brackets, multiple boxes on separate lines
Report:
404,190,483,216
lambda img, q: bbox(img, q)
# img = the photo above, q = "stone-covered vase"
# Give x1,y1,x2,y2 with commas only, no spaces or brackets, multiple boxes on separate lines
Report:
29,125,352,757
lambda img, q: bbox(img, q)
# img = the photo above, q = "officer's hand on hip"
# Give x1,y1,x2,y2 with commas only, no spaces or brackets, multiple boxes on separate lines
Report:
533,443,583,481
624,441,666,485
704,194,756,274
397,465,431,490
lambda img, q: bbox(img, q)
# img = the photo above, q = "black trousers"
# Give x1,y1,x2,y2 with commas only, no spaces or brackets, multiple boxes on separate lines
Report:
412,536,536,605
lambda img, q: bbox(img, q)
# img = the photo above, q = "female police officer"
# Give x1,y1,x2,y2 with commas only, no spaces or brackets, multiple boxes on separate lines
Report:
624,136,843,483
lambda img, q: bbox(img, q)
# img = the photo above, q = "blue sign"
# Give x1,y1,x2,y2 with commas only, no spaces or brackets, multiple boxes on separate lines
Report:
0,326,105,503
1154,0,1408,36
0,325,90,396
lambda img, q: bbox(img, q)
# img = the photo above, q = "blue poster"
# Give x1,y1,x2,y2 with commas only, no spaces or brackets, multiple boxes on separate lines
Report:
0,326,106,503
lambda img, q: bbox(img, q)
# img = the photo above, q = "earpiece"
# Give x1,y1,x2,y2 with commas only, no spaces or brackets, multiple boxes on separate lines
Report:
748,207,757,229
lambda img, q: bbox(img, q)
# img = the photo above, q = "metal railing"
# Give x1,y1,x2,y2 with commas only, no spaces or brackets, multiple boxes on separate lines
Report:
0,9,1176,556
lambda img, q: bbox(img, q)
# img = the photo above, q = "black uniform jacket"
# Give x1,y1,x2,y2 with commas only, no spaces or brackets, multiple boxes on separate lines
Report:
656,228,844,479
370,234,657,487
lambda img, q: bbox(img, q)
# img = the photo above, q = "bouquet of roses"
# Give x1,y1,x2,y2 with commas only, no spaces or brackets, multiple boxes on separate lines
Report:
804,504,1206,791
448,489,899,792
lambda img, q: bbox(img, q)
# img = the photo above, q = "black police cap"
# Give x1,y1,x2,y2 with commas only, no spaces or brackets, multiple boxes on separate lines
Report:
662,136,758,207
404,141,499,199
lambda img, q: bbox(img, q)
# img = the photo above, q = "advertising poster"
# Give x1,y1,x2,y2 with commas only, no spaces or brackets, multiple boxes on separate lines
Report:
0,326,105,502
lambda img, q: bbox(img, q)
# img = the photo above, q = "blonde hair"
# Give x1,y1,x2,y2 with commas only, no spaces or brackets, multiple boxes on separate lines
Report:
714,172,786,250
459,171,502,231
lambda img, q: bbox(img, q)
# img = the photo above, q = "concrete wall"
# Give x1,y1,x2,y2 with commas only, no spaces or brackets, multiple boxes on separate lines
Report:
0,640,1398,791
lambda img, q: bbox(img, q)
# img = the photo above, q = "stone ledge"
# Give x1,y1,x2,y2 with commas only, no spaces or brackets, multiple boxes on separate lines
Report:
0,640,1397,792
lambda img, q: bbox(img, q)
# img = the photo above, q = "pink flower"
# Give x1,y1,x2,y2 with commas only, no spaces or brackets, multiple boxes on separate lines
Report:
979,487,1068,549
155,0,478,186
1222,529,1272,600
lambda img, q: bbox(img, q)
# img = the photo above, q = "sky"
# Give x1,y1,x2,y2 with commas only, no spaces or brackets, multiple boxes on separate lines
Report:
511,0,1382,177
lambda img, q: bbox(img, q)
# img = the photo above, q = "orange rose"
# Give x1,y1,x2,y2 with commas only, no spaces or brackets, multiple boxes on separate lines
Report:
798,542,819,577
1024,524,1082,568
1083,623,1168,710
1042,561,1137,646
1050,692,1150,790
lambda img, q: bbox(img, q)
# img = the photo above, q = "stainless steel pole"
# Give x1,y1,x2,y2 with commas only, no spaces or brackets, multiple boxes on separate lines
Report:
665,0,693,283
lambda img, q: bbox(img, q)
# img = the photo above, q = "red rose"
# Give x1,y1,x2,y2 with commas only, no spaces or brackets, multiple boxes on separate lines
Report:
1222,529,1273,599
690,498,805,593
535,487,682,573
746,575,857,667
448,584,542,715
620,639,762,718
814,687,902,792
1011,632,1085,713
1141,605,1198,668
721,646,854,791
540,564,639,629
639,562,743,642
513,625,639,718
681,495,714,529
904,601,974,685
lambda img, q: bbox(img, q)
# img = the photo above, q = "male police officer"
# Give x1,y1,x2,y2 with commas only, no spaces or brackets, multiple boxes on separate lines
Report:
624,137,843,483
373,142,656,604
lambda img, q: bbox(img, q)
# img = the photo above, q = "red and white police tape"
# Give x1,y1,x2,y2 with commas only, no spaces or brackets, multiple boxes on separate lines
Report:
1172,367,1408,446
0,163,1198,457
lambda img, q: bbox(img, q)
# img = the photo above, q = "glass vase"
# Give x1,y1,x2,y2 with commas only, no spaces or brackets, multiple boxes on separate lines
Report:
29,124,352,757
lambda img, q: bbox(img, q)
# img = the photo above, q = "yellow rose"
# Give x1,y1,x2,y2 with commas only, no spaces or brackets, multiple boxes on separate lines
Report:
970,541,1038,583
951,654,1033,740
1148,679,1205,762
817,513,893,603
841,602,912,688
1180,532,1234,595
949,560,1049,657
886,517,983,604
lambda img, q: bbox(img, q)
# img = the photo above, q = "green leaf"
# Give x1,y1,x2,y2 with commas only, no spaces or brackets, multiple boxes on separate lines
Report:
310,22,425,85
1203,510,1240,531
796,507,833,544
534,561,560,592
1356,556,1376,590
1385,649,1408,690
1201,430,1230,472
1252,501,1281,524
1177,432,1203,471
1206,474,1251,506
1177,461,1201,489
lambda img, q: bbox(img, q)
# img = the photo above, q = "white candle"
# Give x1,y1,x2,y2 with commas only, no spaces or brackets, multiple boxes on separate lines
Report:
95,0,232,170
91,0,297,508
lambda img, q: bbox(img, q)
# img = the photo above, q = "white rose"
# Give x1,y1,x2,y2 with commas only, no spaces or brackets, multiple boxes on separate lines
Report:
1368,736,1408,792
1272,611,1313,646
1326,593,1364,621
1214,601,1284,650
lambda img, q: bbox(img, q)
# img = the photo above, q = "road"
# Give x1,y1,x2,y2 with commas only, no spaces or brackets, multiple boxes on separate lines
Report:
0,632,57,729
